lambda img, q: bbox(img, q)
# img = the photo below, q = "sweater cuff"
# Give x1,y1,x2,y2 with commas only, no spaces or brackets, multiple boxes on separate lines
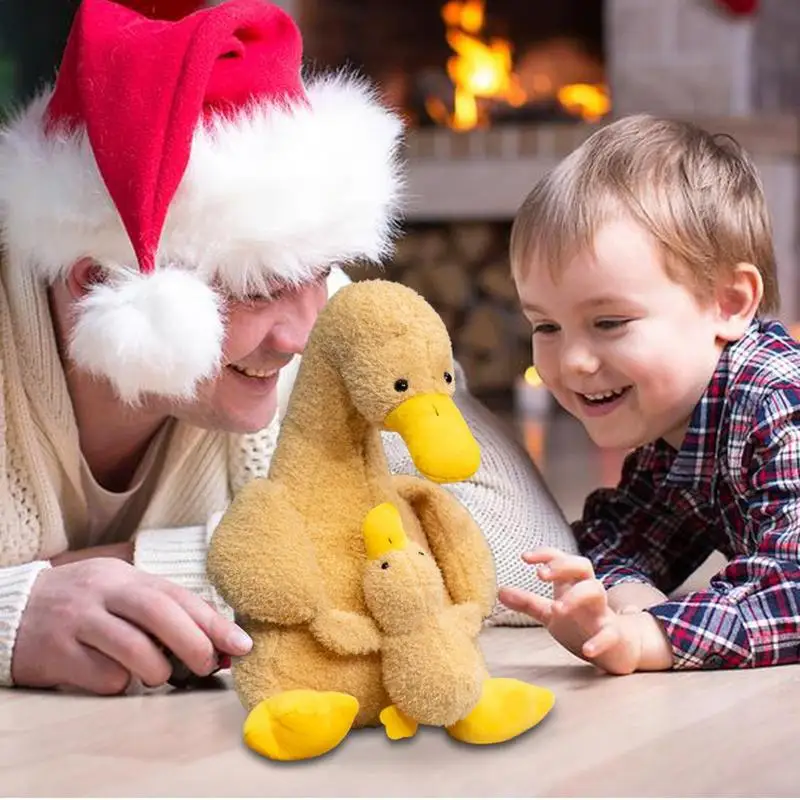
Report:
133,515,232,620
0,561,51,686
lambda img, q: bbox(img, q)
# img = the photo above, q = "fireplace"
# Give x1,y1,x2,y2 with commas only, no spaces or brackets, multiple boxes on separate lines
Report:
297,0,608,131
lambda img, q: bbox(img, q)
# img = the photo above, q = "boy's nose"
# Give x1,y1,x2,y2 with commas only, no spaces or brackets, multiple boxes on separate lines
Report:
561,342,600,376
263,281,327,355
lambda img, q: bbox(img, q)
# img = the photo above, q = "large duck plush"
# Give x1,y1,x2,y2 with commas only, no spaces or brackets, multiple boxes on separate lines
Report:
207,280,554,761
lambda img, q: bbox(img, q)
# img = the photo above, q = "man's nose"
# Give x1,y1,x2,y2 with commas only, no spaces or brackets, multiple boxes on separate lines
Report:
265,282,326,355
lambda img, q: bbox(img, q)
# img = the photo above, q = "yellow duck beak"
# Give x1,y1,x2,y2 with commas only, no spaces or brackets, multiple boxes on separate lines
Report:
362,503,409,560
384,393,481,483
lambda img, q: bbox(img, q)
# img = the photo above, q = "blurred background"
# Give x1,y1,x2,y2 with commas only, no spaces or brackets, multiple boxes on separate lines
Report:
1,0,798,517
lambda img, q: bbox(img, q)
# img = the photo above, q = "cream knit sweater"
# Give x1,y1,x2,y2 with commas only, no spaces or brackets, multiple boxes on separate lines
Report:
0,264,576,686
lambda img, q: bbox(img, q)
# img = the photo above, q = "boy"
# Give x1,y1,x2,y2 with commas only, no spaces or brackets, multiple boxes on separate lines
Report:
499,114,800,674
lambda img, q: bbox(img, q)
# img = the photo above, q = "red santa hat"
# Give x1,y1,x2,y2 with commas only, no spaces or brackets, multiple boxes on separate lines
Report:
0,0,404,402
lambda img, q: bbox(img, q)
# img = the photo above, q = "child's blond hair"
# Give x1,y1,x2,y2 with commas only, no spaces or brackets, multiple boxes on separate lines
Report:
510,114,779,314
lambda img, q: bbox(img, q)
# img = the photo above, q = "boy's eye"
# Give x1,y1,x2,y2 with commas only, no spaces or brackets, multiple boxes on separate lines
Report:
595,318,631,331
532,322,560,335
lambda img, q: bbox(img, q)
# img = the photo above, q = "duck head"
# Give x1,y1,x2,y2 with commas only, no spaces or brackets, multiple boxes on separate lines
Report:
318,280,480,483
361,503,447,634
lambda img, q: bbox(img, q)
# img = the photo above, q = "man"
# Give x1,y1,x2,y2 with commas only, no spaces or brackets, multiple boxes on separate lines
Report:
0,0,574,695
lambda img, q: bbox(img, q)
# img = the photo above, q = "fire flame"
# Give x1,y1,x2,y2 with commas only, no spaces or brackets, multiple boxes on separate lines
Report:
557,83,610,123
427,0,524,130
427,0,610,130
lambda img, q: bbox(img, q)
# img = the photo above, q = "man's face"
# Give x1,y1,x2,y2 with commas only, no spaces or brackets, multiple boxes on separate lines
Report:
167,274,329,433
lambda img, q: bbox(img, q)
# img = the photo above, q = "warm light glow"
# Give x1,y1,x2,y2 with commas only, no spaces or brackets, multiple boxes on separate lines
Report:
523,419,545,467
524,365,543,387
556,82,611,122
429,2,611,129
431,0,526,130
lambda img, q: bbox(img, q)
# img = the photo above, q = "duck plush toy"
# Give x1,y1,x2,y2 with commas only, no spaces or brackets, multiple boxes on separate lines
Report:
207,279,555,761
356,502,554,745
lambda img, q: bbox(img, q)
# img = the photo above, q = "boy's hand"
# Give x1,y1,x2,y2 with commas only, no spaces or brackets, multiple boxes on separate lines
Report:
499,548,672,674
12,559,253,694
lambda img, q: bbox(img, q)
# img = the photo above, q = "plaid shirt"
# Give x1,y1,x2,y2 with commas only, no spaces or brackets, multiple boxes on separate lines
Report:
573,319,800,670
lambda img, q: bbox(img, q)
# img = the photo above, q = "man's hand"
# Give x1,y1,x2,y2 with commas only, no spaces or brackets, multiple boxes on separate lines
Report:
498,548,673,675
12,558,253,694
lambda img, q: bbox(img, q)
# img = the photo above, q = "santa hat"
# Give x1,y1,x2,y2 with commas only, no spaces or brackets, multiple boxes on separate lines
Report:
0,0,404,402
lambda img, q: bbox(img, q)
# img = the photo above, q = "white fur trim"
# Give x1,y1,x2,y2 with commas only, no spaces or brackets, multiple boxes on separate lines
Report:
0,75,404,292
70,269,224,403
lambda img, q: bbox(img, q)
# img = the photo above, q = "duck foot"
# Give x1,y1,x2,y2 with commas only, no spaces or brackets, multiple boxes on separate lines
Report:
243,689,359,761
446,677,555,745
379,704,419,740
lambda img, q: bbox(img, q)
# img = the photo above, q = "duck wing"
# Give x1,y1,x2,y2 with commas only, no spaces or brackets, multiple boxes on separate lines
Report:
392,475,496,617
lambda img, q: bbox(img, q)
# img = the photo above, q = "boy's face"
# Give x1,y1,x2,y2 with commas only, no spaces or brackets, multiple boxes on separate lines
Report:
516,217,728,451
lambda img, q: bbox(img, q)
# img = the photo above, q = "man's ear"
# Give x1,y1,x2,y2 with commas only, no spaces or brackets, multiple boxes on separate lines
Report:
714,263,763,342
65,258,105,300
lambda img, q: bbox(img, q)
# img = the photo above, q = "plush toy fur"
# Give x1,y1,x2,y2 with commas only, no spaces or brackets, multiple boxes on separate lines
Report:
207,279,554,761
360,502,487,730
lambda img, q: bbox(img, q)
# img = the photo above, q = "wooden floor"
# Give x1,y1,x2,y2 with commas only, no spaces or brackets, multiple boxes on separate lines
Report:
2,626,799,797
2,409,798,797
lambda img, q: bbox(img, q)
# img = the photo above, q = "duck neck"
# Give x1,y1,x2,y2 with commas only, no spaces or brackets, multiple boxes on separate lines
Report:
269,345,390,490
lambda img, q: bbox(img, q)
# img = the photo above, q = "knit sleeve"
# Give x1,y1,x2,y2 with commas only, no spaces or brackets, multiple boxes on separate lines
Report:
382,363,578,626
0,560,51,686
133,512,232,620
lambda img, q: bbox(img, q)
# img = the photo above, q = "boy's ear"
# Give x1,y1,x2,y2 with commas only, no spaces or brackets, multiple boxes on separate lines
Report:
714,262,763,342
65,258,106,301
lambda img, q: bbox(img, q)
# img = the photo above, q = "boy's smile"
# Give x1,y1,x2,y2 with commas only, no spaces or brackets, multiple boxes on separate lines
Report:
517,217,731,451
578,385,633,416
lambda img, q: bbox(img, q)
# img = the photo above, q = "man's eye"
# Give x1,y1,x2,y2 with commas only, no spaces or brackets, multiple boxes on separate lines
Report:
532,323,559,335
243,293,274,305
240,270,330,305
595,318,631,331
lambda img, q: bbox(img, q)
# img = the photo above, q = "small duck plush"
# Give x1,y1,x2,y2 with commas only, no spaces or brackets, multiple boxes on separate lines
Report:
207,279,555,761
354,502,555,744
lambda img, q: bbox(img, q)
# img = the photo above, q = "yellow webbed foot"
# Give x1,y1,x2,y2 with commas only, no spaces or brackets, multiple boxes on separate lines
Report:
243,689,359,761
379,704,419,741
446,677,555,746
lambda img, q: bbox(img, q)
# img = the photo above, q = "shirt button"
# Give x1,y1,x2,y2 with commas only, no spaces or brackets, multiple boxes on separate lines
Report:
703,654,725,669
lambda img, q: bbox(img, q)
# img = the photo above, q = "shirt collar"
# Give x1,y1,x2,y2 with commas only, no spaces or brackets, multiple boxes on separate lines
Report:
664,320,762,490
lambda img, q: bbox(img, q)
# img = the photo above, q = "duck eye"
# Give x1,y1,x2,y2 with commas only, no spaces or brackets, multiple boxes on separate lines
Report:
444,371,453,384
381,562,390,570
418,550,425,556
394,379,409,392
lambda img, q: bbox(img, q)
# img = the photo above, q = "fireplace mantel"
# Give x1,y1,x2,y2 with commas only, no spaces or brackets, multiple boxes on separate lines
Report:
402,115,800,322
403,115,800,221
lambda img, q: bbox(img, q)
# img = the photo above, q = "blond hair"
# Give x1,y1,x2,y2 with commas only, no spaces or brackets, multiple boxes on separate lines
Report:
510,114,779,314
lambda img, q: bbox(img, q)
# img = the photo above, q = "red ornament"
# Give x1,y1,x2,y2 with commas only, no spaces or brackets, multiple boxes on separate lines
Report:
716,0,758,15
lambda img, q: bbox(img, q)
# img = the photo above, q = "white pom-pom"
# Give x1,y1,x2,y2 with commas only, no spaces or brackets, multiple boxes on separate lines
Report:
70,269,224,403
